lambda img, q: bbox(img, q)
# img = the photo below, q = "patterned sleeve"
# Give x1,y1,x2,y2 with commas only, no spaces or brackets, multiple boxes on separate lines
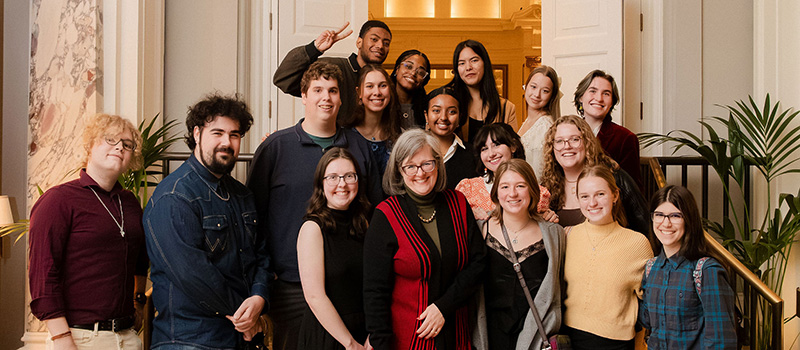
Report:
699,259,738,350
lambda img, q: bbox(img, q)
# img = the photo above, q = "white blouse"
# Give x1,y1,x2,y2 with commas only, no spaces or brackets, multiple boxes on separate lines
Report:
520,114,554,179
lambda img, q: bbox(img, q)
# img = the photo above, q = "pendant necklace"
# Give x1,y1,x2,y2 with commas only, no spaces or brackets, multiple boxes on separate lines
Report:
418,209,437,223
89,187,125,237
506,220,531,244
566,178,578,195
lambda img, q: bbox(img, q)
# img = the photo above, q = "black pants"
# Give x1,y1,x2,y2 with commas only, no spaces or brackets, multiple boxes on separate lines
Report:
564,326,634,350
269,279,307,350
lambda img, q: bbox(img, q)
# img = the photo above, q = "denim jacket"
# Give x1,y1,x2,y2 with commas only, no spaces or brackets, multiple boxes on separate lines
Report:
144,154,270,349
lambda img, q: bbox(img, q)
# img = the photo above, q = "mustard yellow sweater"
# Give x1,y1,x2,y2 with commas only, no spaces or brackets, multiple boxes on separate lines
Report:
563,221,653,340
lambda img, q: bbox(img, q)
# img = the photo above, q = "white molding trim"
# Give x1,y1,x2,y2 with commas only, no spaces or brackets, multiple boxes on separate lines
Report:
640,0,664,156
19,331,46,350
102,0,164,124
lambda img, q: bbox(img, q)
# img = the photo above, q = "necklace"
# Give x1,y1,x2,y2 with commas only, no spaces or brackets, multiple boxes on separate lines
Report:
566,178,578,195
199,176,230,201
89,187,125,237
586,222,615,252
506,220,531,244
418,209,436,223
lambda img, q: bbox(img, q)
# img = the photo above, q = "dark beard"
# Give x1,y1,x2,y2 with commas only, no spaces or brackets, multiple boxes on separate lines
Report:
202,146,236,175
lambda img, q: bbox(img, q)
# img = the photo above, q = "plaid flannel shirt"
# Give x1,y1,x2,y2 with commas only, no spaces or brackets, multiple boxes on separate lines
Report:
639,251,737,349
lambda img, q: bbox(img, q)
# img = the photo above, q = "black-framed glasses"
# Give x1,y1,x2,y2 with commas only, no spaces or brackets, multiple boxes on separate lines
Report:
401,160,436,176
652,211,684,224
323,172,358,186
401,61,429,80
553,136,582,151
104,135,136,152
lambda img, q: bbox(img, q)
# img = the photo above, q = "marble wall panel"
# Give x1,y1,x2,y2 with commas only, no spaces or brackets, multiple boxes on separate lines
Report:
26,0,102,334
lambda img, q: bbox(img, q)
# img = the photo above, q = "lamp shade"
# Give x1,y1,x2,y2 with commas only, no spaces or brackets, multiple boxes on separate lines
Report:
0,195,14,226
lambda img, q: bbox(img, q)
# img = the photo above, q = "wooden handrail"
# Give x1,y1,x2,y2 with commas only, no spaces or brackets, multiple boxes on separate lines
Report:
642,156,784,349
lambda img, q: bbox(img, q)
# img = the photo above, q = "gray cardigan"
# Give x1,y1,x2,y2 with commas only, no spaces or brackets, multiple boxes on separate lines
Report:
474,220,566,350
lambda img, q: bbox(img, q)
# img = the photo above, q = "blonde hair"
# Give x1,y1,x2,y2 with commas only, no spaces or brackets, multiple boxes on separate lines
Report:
540,115,617,210
576,165,627,227
81,113,143,170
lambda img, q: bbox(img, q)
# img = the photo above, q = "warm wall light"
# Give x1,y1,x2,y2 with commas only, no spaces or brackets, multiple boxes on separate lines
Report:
451,0,500,18
0,196,13,226
386,0,435,17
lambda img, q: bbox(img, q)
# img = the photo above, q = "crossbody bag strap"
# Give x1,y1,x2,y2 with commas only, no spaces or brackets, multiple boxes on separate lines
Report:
500,224,550,348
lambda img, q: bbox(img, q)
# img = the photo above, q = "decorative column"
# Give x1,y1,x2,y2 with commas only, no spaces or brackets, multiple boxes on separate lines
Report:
22,0,102,347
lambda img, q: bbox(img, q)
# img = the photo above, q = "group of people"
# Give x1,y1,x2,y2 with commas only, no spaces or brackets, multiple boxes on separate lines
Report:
27,19,738,350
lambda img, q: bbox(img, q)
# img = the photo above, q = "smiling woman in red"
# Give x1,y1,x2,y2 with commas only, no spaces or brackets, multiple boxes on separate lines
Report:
363,129,486,350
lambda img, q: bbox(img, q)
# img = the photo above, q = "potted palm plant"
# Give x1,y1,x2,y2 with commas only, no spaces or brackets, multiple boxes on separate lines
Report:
639,94,800,349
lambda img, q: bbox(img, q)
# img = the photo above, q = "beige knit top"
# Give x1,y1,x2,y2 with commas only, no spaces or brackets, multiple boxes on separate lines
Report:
562,221,653,340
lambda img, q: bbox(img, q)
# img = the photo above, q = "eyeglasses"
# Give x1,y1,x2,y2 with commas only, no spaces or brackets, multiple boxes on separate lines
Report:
323,172,358,186
104,135,136,152
401,160,436,176
400,61,429,80
553,136,582,151
652,211,684,224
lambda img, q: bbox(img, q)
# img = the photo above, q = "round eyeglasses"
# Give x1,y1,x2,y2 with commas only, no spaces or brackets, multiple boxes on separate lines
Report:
553,136,582,151
104,135,136,152
323,172,358,186
401,160,436,176
401,61,429,80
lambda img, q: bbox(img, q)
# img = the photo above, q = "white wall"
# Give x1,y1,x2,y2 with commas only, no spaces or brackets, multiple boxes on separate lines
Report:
754,0,800,345
0,0,30,348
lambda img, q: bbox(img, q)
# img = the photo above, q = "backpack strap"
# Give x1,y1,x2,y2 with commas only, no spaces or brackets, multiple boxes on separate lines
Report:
693,257,710,295
644,257,657,279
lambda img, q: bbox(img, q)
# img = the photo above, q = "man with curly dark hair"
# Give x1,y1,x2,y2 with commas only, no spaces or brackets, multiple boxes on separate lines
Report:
144,93,271,349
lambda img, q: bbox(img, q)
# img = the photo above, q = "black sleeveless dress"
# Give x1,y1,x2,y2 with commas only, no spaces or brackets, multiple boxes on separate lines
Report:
297,210,367,350
484,234,548,349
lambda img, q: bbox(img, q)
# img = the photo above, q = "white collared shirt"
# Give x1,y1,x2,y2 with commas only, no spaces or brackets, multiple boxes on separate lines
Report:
443,135,466,163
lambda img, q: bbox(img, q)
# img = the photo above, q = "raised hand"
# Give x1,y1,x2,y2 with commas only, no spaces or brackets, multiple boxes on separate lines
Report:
314,22,354,53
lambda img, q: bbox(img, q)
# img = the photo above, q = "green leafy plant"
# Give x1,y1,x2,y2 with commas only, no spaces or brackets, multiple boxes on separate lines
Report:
639,94,800,349
119,115,182,207
0,115,180,246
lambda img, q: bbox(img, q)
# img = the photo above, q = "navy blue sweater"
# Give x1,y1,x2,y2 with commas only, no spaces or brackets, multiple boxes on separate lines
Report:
247,120,382,282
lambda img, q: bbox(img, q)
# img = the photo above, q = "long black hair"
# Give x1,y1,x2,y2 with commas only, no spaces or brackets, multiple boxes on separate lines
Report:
447,40,502,127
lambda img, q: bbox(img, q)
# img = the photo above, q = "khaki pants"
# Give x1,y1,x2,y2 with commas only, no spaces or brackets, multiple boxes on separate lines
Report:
46,326,142,350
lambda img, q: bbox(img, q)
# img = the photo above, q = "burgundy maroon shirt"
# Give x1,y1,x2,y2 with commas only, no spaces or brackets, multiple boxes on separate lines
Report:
596,117,644,191
29,170,148,324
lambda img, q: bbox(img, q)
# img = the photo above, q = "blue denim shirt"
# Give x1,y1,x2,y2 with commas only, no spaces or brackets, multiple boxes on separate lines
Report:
144,154,270,349
639,251,737,349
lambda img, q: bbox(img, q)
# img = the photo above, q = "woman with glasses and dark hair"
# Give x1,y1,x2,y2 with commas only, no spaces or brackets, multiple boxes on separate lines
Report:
638,185,737,349
540,115,648,233
573,70,643,190
424,86,477,189
297,147,372,350
456,123,552,222
519,65,561,178
448,39,517,143
363,129,486,350
29,113,148,350
390,49,431,129
562,165,653,350
341,64,402,176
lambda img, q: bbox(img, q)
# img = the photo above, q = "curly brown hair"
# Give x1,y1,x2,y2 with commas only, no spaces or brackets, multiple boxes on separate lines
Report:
540,115,618,210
